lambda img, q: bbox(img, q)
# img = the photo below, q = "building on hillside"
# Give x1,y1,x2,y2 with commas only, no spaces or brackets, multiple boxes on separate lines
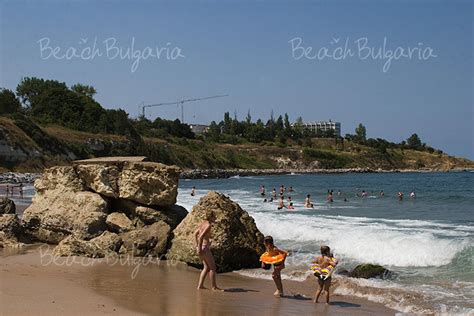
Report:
189,124,209,135
293,120,341,137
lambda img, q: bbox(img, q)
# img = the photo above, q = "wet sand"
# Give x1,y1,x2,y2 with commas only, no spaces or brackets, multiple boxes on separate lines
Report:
1,247,396,315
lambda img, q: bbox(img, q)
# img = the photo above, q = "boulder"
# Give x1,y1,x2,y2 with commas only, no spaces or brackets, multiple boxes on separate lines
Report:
111,199,187,229
75,164,120,198
0,231,23,248
118,162,180,206
348,264,392,279
119,221,171,257
167,191,265,272
0,214,21,238
53,235,107,258
0,197,16,214
106,212,134,233
89,231,122,253
22,166,109,243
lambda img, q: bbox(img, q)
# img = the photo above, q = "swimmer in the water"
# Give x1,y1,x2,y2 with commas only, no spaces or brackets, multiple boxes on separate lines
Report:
288,202,295,210
277,196,286,210
260,185,266,196
398,191,404,201
304,194,314,208
191,186,196,196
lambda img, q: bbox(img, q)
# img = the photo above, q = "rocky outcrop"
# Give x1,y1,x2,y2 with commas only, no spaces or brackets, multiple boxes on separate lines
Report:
119,221,171,257
106,212,134,233
346,264,392,279
0,197,16,214
118,162,180,206
21,158,187,259
167,191,265,272
0,214,25,247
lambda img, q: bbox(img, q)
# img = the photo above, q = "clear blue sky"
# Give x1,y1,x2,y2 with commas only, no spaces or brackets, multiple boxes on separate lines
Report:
1,0,472,159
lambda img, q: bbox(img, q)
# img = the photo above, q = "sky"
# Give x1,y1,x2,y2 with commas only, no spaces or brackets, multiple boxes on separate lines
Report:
0,0,472,159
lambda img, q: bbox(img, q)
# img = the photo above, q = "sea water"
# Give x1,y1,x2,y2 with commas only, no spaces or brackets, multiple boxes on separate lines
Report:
177,172,474,314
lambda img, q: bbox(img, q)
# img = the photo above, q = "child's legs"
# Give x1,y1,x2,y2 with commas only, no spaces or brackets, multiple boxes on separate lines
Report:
323,277,332,303
314,278,324,302
272,265,284,293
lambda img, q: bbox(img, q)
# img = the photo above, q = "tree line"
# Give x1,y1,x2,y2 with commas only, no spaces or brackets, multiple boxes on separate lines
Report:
0,77,440,154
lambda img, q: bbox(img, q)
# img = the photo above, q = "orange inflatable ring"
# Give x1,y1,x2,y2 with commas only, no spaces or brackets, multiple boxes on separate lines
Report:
260,252,286,265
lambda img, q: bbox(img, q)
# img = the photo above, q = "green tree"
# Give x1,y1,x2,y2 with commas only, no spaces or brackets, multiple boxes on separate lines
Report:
16,77,68,108
407,133,422,149
71,83,97,98
355,123,367,143
0,88,21,114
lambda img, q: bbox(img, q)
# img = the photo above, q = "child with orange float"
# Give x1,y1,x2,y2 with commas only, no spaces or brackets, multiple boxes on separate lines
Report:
260,236,288,297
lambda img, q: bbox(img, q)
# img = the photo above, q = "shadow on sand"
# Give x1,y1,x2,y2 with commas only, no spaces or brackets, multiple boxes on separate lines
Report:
224,288,259,293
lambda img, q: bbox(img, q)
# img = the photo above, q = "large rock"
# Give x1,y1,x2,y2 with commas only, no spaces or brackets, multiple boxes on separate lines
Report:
89,231,122,253
106,212,134,233
348,264,392,279
53,235,107,258
167,191,265,272
75,164,120,198
112,199,187,229
0,197,16,214
0,214,21,239
119,221,171,257
0,214,27,248
22,166,108,243
118,162,180,206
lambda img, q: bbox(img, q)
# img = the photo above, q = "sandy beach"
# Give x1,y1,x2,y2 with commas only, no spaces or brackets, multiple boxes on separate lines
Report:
0,246,396,315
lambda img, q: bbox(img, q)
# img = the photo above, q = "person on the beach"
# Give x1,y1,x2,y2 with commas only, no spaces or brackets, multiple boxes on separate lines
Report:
194,210,223,291
260,185,266,196
191,186,196,196
312,245,338,304
304,194,313,208
262,236,288,297
277,196,286,210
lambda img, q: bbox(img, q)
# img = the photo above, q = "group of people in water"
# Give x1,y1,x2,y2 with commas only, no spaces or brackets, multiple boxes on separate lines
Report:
194,209,337,303
259,185,417,210
0,183,24,198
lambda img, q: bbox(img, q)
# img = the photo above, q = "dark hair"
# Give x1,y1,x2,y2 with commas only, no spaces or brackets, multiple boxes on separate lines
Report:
307,194,310,198
321,245,331,256
264,236,274,245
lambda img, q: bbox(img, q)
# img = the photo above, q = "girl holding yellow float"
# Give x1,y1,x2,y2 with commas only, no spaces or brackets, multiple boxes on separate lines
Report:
310,245,338,304
260,236,288,297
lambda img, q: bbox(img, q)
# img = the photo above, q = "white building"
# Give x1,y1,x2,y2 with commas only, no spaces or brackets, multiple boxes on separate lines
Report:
189,124,209,135
293,120,341,137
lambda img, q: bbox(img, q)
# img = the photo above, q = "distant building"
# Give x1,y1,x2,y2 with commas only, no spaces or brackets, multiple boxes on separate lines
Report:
189,124,209,135
293,120,341,137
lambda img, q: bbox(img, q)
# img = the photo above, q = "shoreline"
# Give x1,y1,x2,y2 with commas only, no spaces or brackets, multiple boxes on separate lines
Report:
0,247,397,315
1,167,473,183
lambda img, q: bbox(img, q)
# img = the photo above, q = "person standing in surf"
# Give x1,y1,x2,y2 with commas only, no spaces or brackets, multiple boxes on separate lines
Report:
194,210,223,291
261,236,288,297
312,245,338,304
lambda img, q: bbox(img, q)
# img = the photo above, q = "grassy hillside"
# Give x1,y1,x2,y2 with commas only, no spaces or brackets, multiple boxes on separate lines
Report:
0,116,473,173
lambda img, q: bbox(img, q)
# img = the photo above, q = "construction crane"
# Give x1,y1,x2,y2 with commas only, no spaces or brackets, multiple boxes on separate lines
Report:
140,94,229,122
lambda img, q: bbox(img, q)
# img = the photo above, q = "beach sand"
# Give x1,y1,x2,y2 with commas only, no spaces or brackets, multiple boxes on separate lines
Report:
0,246,396,315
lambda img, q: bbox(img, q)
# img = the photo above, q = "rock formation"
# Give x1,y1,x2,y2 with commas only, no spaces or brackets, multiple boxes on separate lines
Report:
0,197,16,214
19,158,185,258
167,191,265,272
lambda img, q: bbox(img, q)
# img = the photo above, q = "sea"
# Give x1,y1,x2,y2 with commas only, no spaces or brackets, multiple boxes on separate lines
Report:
177,172,474,315
9,172,473,314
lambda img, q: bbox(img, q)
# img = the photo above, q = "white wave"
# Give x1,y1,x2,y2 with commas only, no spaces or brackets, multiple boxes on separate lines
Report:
250,213,470,267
